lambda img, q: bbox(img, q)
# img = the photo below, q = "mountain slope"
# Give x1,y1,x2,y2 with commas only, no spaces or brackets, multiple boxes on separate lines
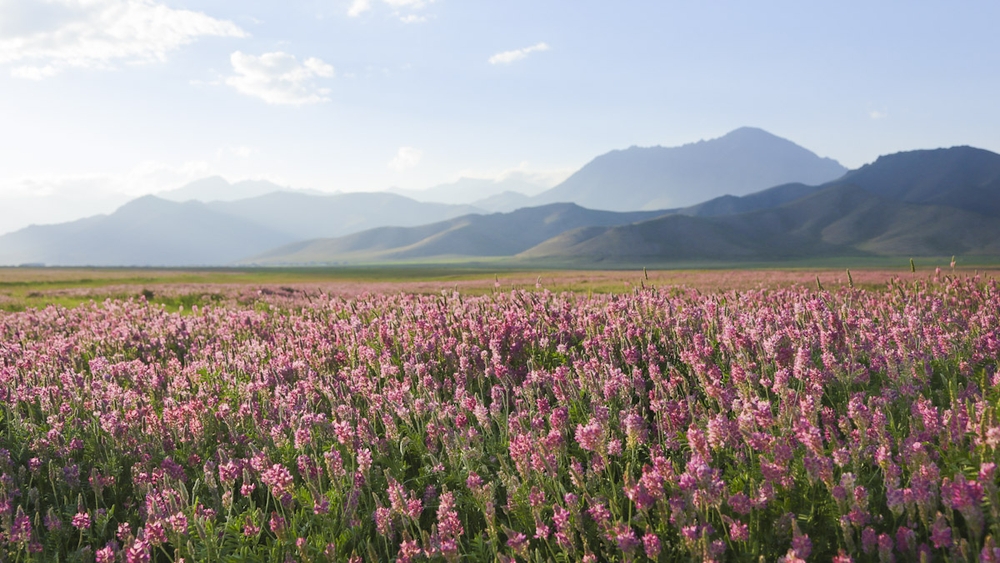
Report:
829,146,1000,216
677,182,821,217
0,191,488,266
532,127,847,211
0,196,295,266
242,203,667,264
520,184,1000,261
157,177,295,202
209,192,483,240
389,172,551,205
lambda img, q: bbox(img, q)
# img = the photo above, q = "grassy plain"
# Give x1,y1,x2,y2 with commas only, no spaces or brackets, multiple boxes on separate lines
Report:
0,257,993,312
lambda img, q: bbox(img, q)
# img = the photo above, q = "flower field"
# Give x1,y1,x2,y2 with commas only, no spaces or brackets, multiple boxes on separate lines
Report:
1,273,1000,562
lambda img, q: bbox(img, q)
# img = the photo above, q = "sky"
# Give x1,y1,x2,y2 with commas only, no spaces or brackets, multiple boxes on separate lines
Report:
1,0,999,233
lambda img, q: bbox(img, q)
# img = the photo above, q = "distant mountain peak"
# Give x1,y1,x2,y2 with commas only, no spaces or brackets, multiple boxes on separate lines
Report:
723,126,776,137
533,127,847,211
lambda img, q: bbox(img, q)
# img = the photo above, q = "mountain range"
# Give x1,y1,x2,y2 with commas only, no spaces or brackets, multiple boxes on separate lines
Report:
247,146,1000,265
1,129,998,267
0,192,480,266
522,147,1000,262
244,204,666,265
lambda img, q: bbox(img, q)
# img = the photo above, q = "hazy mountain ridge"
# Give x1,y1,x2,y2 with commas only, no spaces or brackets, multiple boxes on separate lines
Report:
158,177,292,202
3,132,998,267
0,192,484,266
207,191,482,240
519,151,1000,262
254,145,1000,265
388,172,552,206
243,204,667,265
0,196,296,266
532,127,848,211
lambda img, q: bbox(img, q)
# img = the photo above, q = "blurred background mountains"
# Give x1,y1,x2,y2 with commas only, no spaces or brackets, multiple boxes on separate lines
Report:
2,127,999,267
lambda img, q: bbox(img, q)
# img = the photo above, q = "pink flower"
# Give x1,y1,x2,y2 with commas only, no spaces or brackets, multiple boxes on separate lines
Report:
506,532,529,555
269,512,286,537
466,472,483,491
575,420,603,452
375,506,393,536
126,535,150,563
72,511,92,530
96,544,117,563
168,511,188,533
729,521,749,542
643,531,662,559
436,491,463,541
261,464,294,498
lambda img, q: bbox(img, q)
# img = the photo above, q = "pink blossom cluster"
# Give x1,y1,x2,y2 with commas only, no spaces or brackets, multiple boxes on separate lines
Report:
0,274,998,561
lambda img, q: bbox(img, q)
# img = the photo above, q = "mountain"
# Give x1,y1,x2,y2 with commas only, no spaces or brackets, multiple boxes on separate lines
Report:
207,192,483,240
677,182,821,217
532,127,847,211
157,177,297,202
825,146,1000,216
242,145,1000,266
241,203,667,265
469,191,535,212
0,196,294,266
520,147,1000,262
675,146,1000,219
0,192,484,266
389,172,552,205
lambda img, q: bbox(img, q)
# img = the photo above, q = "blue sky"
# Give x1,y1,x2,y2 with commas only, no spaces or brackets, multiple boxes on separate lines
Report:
1,0,999,233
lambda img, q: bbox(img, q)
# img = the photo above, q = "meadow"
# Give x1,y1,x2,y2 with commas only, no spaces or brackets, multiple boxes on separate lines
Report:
1,266,999,561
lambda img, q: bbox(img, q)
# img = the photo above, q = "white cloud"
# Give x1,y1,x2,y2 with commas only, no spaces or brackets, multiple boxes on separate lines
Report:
226,51,334,105
869,110,888,120
389,147,423,170
347,0,372,17
347,0,433,22
489,42,550,65
0,0,247,79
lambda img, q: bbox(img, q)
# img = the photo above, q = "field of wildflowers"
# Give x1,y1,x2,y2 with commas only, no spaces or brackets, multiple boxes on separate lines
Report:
1,272,999,562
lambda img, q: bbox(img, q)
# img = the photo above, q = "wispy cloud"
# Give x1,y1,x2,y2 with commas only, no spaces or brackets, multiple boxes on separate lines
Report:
489,42,550,65
0,0,247,79
389,147,423,170
346,0,433,23
869,110,888,120
226,51,335,105
347,0,372,17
